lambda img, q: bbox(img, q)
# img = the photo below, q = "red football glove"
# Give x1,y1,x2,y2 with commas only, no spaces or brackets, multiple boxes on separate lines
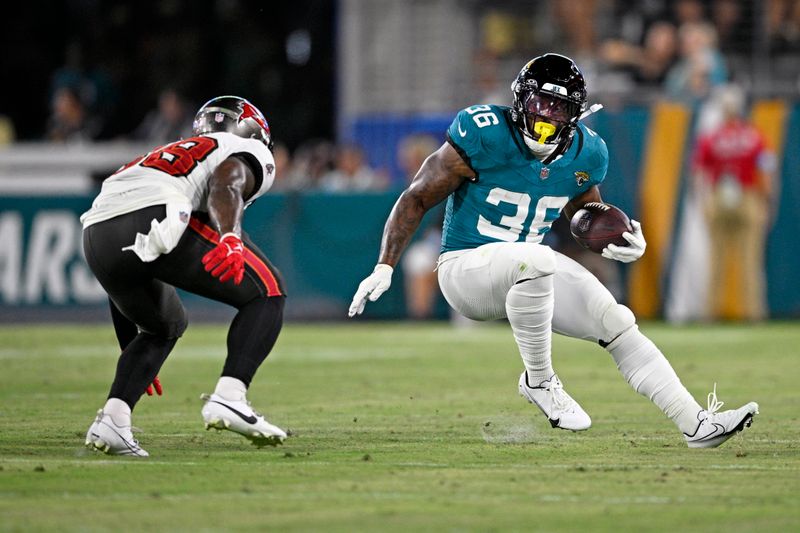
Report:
202,232,245,285
145,376,163,396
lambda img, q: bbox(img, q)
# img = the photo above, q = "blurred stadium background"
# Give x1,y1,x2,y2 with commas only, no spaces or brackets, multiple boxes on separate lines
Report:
1,0,799,323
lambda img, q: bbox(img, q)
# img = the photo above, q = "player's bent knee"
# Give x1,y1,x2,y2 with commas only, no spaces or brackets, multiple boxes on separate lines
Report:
138,316,187,339
151,313,188,339
514,244,556,278
155,305,188,339
600,303,636,342
168,314,189,338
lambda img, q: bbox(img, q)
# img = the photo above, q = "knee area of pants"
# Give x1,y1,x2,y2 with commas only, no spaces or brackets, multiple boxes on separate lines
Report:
516,245,556,277
164,315,188,339
139,317,186,339
242,294,285,312
600,303,636,339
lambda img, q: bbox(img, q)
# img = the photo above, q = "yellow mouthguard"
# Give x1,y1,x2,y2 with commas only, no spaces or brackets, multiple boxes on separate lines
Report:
534,122,556,144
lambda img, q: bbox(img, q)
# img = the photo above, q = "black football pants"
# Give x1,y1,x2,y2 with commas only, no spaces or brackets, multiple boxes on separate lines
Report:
83,205,285,410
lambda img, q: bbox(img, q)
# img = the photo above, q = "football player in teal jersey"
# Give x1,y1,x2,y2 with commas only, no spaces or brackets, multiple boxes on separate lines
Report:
350,54,758,448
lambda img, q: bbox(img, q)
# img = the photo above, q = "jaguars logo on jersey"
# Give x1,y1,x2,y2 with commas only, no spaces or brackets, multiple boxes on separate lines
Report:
575,171,590,186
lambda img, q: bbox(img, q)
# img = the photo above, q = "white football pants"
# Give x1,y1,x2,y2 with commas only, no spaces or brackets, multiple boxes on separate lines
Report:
437,242,703,433
437,242,619,342
437,242,557,382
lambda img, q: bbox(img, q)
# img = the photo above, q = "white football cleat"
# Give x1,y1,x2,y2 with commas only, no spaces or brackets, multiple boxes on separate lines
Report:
84,409,149,457
518,372,592,431
201,393,286,447
684,384,759,449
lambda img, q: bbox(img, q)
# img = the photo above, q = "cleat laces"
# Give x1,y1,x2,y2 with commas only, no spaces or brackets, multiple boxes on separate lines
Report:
547,379,575,412
706,383,725,416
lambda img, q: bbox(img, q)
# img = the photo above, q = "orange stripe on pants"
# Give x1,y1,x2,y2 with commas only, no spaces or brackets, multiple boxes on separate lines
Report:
188,218,282,297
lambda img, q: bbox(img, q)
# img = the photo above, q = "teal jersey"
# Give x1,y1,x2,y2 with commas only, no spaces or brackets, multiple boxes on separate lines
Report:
442,104,608,253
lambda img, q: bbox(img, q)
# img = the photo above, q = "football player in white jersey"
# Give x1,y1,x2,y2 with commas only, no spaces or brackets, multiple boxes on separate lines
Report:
350,55,758,448
82,96,287,456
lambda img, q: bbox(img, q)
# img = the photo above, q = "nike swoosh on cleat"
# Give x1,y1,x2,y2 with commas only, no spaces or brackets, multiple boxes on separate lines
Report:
695,423,727,441
98,422,143,454
210,401,258,424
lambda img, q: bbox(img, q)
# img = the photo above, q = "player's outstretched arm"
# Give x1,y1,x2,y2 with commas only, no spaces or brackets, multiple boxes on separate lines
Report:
203,157,257,285
378,143,473,267
348,143,474,317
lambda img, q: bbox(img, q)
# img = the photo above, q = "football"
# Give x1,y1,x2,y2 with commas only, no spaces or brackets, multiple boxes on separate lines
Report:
569,202,633,253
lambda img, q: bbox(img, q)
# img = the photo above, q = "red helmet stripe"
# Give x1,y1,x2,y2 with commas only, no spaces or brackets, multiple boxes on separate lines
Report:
239,102,270,134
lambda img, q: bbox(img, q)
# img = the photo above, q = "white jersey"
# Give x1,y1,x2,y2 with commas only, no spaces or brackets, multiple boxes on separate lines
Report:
80,132,275,228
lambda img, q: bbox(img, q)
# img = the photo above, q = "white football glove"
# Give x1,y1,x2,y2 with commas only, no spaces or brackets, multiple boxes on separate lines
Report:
348,264,393,317
601,220,646,263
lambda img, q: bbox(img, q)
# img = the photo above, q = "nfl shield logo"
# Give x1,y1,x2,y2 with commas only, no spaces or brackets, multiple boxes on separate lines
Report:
214,112,225,123
540,167,549,180
179,211,189,223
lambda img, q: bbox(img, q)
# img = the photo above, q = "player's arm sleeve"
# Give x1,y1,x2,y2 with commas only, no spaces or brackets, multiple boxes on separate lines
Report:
445,109,481,182
231,139,276,203
587,136,609,187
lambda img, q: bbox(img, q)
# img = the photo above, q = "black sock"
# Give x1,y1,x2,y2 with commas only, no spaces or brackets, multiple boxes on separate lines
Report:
222,296,284,386
108,333,177,409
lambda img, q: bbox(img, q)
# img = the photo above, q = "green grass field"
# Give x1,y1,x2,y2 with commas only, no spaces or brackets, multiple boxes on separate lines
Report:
1,321,798,532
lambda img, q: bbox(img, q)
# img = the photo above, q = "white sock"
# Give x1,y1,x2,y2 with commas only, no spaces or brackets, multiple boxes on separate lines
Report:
103,398,131,427
606,326,702,434
214,376,247,401
505,275,555,384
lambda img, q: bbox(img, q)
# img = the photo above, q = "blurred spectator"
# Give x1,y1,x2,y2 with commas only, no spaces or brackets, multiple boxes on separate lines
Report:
132,88,193,144
402,223,444,319
711,0,749,54
601,20,679,88
45,86,100,143
664,22,728,104
671,0,707,26
0,115,15,144
692,85,775,321
269,142,294,191
610,0,670,45
50,41,118,138
767,0,800,53
472,50,507,105
398,133,444,319
319,143,386,192
397,134,439,183
283,139,336,190
553,0,600,59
